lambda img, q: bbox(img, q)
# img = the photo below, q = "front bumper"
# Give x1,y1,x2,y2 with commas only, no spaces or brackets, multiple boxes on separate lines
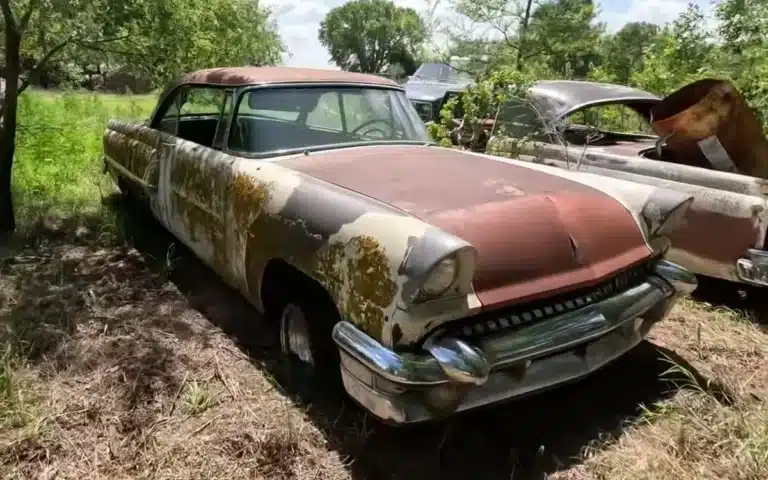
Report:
736,249,768,287
332,259,697,425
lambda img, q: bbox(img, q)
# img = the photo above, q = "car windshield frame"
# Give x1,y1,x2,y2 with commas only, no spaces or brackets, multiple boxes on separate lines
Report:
226,83,435,159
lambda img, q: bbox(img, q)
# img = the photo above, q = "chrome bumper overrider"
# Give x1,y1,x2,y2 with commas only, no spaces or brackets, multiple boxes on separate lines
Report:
331,259,697,424
736,249,768,287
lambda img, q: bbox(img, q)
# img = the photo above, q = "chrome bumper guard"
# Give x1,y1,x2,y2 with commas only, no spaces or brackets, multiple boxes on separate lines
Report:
331,259,697,424
736,249,768,287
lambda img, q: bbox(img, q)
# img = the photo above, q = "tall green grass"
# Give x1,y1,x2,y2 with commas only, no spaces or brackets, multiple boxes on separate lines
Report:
11,90,157,227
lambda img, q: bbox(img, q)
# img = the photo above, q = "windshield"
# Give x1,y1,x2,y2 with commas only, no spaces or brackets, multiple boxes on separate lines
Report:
411,63,472,83
229,86,433,156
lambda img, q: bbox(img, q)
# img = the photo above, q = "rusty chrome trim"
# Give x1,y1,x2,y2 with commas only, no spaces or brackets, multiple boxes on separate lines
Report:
736,249,768,287
103,154,152,190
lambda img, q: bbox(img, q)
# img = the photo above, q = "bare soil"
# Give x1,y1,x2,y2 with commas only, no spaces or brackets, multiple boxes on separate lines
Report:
1,197,766,480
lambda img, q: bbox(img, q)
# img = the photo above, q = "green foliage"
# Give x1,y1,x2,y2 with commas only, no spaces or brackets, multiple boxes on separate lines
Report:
446,0,768,132
318,0,426,73
11,90,156,226
432,66,536,150
590,22,660,85
3,0,284,89
526,0,604,78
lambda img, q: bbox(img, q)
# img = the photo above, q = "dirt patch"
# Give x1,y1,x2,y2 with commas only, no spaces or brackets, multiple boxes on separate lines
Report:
0,207,348,479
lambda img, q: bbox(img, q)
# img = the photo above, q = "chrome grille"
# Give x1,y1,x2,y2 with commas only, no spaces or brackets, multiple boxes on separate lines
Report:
444,261,653,340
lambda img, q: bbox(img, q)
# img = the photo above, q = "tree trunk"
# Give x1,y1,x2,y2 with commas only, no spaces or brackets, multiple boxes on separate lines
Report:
516,0,535,71
0,23,22,234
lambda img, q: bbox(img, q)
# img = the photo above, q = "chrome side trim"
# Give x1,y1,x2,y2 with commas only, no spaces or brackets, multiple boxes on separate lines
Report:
103,154,152,190
331,259,696,388
736,248,768,287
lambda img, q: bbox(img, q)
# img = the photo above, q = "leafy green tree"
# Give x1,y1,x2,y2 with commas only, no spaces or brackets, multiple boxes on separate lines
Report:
525,0,604,78
129,0,283,85
318,0,426,73
714,0,768,126
451,0,538,70
591,22,660,84
629,4,713,95
0,0,283,235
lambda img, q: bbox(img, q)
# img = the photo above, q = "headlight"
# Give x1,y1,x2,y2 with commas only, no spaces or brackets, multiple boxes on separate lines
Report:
421,256,459,296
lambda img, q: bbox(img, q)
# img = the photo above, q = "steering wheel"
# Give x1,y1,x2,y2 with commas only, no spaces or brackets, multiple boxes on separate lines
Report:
351,119,391,139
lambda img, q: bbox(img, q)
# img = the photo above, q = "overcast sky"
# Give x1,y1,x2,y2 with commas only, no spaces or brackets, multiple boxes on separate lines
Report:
266,0,717,70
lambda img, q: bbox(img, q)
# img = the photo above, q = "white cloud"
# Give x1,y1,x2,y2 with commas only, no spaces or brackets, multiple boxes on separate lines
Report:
598,0,717,33
266,0,720,69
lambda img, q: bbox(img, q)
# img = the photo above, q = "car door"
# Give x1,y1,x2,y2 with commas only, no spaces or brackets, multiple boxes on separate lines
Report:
154,85,238,277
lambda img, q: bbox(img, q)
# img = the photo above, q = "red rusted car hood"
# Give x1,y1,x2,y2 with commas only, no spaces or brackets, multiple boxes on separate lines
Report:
281,145,653,308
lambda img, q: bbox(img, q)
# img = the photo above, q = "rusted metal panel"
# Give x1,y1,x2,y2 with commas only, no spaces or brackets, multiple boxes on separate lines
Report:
282,145,652,309
651,78,768,178
180,67,400,88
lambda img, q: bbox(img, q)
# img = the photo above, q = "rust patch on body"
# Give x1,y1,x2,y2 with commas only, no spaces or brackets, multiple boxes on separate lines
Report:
232,173,271,231
391,324,403,346
168,148,236,282
244,214,397,340
343,236,397,338
312,235,397,339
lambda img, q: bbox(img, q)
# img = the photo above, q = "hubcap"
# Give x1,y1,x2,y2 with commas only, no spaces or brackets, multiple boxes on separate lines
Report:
280,303,314,365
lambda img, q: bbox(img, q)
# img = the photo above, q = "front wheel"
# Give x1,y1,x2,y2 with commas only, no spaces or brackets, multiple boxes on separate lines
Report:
272,285,342,394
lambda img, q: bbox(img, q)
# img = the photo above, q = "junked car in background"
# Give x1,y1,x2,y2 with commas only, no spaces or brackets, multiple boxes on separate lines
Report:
404,61,474,123
102,66,697,425
487,78,768,290
403,61,496,148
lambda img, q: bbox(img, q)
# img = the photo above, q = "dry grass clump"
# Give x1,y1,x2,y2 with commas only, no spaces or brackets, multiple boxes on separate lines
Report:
554,298,768,480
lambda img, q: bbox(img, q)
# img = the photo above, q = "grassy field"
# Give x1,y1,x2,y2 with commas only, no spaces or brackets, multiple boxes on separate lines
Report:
0,90,766,479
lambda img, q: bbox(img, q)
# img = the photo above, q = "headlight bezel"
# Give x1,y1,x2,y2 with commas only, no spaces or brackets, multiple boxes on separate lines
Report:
419,255,460,297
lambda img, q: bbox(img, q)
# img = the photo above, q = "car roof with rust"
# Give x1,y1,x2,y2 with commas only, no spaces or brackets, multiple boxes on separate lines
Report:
177,66,401,88
528,80,661,120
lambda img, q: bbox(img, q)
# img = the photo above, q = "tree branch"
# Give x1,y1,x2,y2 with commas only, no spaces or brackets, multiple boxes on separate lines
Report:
19,0,39,32
33,37,73,72
78,43,150,59
0,0,17,32
0,35,71,119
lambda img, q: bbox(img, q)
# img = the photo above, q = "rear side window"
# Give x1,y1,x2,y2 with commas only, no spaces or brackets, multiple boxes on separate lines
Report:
152,86,232,149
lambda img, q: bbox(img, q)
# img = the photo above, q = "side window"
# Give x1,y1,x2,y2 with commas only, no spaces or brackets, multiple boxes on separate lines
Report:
212,89,234,150
173,86,231,148
494,97,548,140
567,105,655,135
305,92,343,131
156,91,182,136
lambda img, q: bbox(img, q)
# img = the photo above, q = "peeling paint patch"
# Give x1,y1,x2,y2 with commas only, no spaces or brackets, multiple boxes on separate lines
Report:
314,235,397,339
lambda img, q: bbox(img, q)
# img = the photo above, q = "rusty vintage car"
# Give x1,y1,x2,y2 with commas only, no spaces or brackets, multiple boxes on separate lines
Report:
487,79,768,290
102,66,697,424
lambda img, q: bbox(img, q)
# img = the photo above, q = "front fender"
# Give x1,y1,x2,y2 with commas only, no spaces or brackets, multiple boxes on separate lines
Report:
236,160,476,347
